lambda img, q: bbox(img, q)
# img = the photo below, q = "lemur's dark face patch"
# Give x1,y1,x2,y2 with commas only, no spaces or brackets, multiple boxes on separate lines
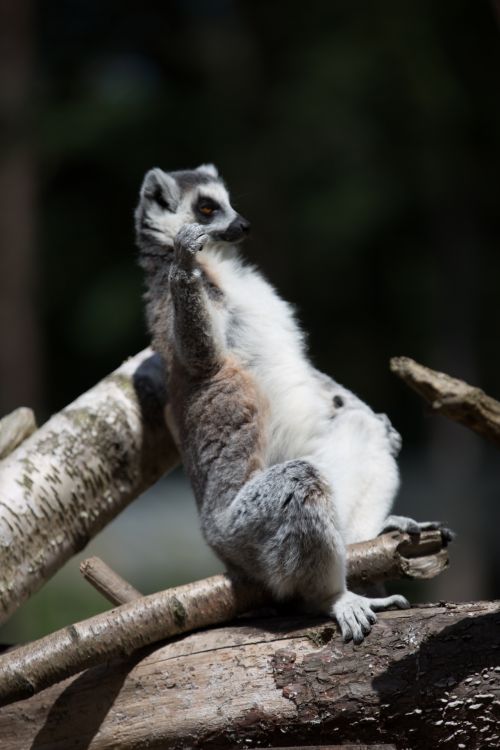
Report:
194,195,222,223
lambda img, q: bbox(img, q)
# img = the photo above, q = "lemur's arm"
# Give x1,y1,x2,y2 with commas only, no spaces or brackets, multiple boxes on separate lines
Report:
170,224,223,377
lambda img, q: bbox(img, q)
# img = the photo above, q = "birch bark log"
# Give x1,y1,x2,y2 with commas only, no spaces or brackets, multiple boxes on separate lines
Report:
0,349,179,624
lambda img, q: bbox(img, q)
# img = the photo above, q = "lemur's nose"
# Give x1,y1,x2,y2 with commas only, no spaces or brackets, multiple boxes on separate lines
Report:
217,214,251,242
237,216,251,234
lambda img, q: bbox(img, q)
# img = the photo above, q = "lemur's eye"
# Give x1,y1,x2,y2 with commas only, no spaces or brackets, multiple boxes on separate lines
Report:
197,197,220,218
152,188,170,211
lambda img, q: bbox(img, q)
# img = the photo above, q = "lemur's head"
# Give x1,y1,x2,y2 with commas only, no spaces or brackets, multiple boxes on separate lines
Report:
135,164,250,258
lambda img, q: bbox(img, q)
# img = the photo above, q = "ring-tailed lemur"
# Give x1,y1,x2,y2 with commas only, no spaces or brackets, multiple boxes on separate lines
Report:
135,164,452,644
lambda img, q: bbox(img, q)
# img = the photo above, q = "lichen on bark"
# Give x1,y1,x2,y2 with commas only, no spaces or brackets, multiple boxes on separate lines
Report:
0,349,179,624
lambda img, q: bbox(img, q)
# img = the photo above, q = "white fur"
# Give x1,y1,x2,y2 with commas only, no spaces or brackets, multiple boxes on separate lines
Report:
198,246,399,545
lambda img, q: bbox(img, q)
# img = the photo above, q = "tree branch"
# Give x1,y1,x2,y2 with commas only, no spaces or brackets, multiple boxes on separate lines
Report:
346,528,448,583
0,600,497,749
391,355,500,447
81,528,449,608
0,349,180,625
0,530,449,706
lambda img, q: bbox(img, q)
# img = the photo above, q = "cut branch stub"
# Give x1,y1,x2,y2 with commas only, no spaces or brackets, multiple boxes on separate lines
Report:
391,355,500,447
0,407,36,459
80,557,142,605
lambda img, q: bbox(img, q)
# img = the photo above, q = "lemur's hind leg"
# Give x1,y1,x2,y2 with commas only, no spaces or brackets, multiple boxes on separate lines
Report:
169,224,224,376
203,458,409,644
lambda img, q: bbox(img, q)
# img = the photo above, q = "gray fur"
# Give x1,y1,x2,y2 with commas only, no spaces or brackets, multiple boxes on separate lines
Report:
135,165,451,644
170,224,223,375
171,168,220,191
205,459,345,605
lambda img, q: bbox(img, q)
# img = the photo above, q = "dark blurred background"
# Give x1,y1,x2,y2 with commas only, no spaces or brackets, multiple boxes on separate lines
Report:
1,0,500,641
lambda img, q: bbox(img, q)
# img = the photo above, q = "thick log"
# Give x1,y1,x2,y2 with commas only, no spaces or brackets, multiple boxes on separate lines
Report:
0,601,498,749
390,356,500,447
0,349,179,624
0,531,449,705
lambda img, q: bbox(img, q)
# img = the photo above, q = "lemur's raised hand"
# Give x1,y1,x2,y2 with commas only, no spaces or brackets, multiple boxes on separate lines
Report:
135,164,451,644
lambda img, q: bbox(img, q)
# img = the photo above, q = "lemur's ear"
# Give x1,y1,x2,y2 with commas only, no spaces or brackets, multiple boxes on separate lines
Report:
140,168,180,212
197,163,219,179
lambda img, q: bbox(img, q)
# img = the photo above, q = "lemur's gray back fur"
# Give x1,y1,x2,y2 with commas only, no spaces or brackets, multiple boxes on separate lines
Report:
135,165,451,644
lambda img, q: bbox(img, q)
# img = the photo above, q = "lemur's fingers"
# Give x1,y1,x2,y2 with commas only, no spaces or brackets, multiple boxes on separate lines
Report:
354,607,374,637
174,223,209,261
332,591,378,644
359,600,378,624
417,521,455,543
340,608,361,644
381,514,420,535
381,515,455,544
367,594,410,612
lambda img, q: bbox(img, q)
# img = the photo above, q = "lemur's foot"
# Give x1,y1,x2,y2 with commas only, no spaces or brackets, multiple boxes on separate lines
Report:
381,515,455,544
331,590,409,645
174,223,209,268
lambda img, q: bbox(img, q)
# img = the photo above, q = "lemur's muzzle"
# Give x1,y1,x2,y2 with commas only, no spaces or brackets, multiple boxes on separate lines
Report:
216,214,251,242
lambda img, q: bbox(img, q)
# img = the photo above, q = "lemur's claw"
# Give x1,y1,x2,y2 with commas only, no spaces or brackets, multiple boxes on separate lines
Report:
381,515,455,545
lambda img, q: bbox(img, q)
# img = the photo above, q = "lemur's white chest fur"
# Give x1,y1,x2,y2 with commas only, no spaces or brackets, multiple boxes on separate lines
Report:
199,248,333,465
196,247,400,545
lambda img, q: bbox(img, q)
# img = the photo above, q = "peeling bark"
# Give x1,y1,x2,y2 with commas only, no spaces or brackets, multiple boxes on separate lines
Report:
0,349,179,624
390,356,500,447
0,601,498,749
